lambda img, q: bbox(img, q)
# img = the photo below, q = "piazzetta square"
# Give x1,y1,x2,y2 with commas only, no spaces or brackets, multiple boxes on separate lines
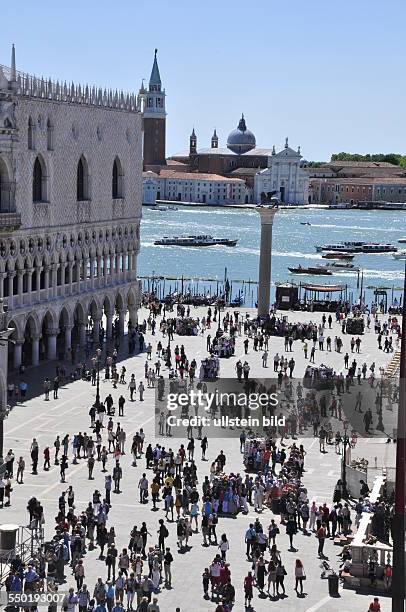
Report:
0,3,405,612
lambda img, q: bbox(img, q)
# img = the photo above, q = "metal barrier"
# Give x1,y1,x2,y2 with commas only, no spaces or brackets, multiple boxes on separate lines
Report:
0,525,44,588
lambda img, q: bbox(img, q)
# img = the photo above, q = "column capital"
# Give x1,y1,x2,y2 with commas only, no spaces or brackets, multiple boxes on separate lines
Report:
47,327,59,337
255,205,278,225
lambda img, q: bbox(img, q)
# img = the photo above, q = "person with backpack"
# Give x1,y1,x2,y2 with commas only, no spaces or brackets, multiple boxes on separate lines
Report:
245,523,257,558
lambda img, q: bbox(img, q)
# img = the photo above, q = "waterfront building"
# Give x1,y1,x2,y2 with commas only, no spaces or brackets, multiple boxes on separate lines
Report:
254,139,309,205
307,161,406,204
0,46,142,371
310,177,406,205
142,169,245,205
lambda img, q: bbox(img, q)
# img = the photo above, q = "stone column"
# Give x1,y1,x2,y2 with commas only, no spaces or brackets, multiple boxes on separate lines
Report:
47,329,58,360
115,253,120,280
68,261,73,295
8,272,15,310
76,260,81,293
36,267,41,302
13,340,23,370
131,251,137,280
83,257,89,289
64,324,72,354
256,205,278,319
44,266,50,300
27,269,33,304
118,309,125,337
106,312,113,339
96,256,101,288
78,323,86,348
90,257,95,289
32,335,40,366
17,270,24,306
93,317,101,343
52,264,58,299
128,307,137,329
0,272,4,299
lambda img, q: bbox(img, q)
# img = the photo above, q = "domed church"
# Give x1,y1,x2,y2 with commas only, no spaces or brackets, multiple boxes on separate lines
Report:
170,114,308,204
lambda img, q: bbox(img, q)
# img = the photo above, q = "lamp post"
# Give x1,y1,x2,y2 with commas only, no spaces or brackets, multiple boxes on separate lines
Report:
92,347,102,409
166,334,171,368
392,259,406,611
376,377,385,432
341,420,349,499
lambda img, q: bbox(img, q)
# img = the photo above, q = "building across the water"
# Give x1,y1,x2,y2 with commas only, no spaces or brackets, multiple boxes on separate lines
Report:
139,53,309,205
0,45,142,371
142,170,246,205
307,161,406,204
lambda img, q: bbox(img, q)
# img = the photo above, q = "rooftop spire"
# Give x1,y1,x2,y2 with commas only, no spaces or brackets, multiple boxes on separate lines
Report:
11,44,16,81
149,48,161,91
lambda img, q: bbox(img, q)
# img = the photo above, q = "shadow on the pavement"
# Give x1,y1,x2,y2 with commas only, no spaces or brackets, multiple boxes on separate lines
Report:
7,338,144,407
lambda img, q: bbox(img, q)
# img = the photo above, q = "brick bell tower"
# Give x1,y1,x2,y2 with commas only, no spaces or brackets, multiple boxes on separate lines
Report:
140,49,166,170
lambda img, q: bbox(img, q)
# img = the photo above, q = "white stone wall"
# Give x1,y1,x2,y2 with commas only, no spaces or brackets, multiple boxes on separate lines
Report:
142,173,245,205
254,148,309,205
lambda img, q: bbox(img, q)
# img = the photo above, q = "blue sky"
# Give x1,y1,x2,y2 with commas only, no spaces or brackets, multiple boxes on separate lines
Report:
1,0,405,161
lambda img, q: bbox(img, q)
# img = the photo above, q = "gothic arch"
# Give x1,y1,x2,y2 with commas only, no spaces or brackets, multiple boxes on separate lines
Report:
41,308,58,332
0,156,12,214
77,155,90,200
28,116,35,150
112,156,124,199
46,117,54,151
24,312,41,337
33,154,48,202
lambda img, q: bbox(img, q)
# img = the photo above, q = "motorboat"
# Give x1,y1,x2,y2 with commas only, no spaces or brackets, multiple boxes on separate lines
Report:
154,234,238,247
398,237,406,243
393,249,406,259
288,265,332,276
315,241,366,253
322,252,355,260
327,262,357,270
300,222,311,225
361,243,397,253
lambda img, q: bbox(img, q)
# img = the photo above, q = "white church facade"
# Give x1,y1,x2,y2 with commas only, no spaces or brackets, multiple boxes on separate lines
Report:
254,140,309,205
0,46,143,371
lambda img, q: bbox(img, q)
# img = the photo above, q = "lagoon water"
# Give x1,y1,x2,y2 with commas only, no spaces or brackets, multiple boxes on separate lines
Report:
139,206,405,304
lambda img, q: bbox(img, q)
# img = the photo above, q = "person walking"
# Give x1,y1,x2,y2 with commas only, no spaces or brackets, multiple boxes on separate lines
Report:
294,559,305,596
317,523,327,558
218,533,229,561
16,456,25,484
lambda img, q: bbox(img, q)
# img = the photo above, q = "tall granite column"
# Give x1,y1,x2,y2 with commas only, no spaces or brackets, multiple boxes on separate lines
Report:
256,206,278,318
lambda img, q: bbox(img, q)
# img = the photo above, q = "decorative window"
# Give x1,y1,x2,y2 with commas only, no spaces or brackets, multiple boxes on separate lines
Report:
77,156,90,200
28,117,35,150
33,156,47,202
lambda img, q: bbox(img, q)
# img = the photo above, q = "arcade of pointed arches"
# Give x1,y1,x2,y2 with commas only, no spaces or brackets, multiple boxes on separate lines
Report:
0,223,140,370
7,288,138,371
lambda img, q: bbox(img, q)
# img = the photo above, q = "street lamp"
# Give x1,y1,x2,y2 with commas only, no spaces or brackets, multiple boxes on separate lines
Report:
341,420,349,499
376,377,385,432
165,334,171,368
92,347,102,409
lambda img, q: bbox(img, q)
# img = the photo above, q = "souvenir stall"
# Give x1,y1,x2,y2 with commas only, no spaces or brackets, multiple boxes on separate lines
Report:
175,317,199,336
199,356,220,380
303,363,335,390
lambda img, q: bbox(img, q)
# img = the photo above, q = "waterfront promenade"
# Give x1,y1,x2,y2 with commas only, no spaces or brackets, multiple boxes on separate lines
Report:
1,306,396,611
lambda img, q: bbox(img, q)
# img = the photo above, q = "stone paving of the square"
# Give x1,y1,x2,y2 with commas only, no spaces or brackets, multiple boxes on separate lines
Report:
1,306,397,612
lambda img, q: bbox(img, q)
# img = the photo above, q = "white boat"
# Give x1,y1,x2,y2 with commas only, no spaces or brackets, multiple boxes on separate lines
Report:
398,237,406,243
315,241,366,253
362,243,397,253
328,262,357,270
393,249,406,259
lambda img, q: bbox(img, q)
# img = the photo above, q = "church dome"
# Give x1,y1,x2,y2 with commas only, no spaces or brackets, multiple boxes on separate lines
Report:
227,114,256,154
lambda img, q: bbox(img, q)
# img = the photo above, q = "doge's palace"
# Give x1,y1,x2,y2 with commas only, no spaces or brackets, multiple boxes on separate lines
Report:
0,45,142,370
